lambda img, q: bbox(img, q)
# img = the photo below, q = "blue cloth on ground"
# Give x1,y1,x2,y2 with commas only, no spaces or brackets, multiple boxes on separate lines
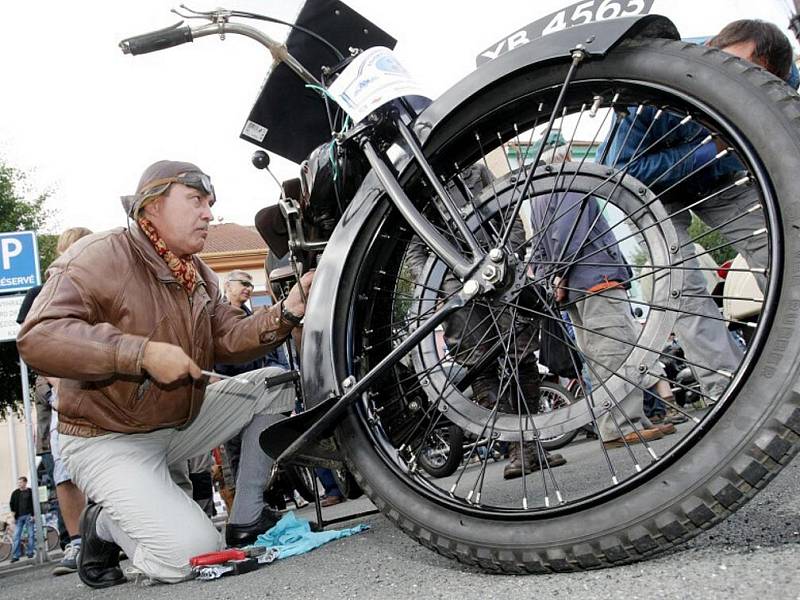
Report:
253,511,369,559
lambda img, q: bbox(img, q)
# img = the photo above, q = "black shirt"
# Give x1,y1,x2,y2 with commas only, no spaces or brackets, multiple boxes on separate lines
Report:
9,487,34,519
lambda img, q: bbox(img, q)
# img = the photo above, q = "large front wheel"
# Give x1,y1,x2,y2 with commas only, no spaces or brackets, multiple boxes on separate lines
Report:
334,39,800,572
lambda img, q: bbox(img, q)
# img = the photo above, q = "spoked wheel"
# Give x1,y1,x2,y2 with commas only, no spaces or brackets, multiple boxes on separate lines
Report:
334,38,800,572
417,423,465,478
285,465,318,504
331,466,365,500
538,382,581,451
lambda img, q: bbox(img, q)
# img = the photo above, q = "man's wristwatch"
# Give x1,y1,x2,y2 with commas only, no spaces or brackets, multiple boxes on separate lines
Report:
279,300,303,326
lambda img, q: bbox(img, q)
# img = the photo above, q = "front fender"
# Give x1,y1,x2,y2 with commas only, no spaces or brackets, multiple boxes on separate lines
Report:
416,15,678,146
301,14,679,410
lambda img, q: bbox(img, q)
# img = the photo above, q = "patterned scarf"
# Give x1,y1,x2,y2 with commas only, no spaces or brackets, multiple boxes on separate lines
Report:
138,217,198,294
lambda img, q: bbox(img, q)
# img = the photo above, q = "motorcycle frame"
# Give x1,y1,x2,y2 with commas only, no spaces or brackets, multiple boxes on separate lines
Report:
124,10,682,466
266,14,681,466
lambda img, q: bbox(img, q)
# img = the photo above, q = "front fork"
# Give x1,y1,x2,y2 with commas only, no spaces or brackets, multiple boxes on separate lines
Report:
276,52,586,464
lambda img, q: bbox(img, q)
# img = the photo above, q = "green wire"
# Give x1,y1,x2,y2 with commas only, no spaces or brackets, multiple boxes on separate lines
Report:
304,83,336,101
329,141,339,181
304,84,347,180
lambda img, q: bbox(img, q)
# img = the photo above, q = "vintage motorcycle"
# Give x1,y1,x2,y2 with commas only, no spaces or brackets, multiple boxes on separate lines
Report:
120,1,800,573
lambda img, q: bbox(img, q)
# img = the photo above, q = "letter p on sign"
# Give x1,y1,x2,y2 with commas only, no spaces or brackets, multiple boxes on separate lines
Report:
1,238,22,270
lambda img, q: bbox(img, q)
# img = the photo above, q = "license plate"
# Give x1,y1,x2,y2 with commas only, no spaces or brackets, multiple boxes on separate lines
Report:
476,0,655,66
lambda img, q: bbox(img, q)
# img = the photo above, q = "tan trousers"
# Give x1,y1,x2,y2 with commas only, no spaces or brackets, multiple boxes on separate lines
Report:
569,289,661,441
61,366,295,583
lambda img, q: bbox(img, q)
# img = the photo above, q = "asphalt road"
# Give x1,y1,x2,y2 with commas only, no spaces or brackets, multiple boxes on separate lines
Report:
3,450,799,600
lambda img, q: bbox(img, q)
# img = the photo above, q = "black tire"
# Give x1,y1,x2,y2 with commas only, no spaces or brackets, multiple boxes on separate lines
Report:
285,465,318,504
417,424,465,478
538,383,581,451
331,467,364,500
335,38,800,573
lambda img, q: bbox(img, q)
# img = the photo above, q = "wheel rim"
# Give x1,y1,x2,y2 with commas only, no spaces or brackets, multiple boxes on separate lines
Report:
343,77,781,518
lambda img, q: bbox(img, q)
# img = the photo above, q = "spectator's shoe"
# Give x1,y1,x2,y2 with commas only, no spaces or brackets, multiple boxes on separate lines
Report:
603,428,664,449
77,504,126,589
665,408,689,425
52,541,81,576
225,506,283,547
320,495,344,507
655,423,677,435
9,557,19,563
503,443,567,480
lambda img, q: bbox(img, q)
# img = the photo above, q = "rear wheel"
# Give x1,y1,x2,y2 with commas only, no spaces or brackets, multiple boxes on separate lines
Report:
331,467,364,500
538,382,581,451
335,39,800,572
45,526,59,553
417,424,465,478
285,466,318,504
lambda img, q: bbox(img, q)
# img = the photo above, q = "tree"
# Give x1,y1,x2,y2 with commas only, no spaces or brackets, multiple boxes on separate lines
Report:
0,161,54,418
687,213,737,266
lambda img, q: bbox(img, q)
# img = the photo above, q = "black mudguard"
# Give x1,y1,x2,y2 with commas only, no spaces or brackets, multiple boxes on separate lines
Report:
260,14,680,463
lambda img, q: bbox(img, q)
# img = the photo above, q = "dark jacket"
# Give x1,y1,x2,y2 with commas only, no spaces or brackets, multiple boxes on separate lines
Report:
17,225,296,437
9,487,34,520
597,106,742,200
531,191,632,302
597,49,800,197
214,303,267,377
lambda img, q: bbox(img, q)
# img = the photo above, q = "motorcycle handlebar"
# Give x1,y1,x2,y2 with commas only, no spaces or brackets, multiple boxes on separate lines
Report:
119,22,194,56
119,18,322,87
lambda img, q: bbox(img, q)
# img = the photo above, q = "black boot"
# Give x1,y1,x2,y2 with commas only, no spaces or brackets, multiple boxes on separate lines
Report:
77,503,127,589
225,506,283,547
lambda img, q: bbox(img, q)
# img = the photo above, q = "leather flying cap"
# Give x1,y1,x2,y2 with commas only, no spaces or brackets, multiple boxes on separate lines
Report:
121,159,210,218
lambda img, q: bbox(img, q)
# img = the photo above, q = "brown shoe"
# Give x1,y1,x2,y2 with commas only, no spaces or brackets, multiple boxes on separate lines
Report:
320,495,344,507
503,443,566,480
602,428,664,449
656,423,676,435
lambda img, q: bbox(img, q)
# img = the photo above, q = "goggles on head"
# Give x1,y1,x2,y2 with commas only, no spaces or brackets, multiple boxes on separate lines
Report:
139,172,216,206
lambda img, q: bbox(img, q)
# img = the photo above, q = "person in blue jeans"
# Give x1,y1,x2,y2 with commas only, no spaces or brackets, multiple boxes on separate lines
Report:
9,477,36,561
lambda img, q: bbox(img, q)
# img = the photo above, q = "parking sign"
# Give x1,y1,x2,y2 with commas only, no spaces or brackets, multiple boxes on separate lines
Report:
0,231,41,294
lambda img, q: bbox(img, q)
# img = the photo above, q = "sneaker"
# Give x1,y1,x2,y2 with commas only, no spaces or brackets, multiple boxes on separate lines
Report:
664,408,689,424
53,542,81,576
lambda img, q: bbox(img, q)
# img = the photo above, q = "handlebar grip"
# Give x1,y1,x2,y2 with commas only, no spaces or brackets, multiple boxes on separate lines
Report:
264,371,300,389
119,22,193,56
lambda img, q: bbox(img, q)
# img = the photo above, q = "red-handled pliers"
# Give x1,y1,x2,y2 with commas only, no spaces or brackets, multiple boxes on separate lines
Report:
190,546,266,567
190,549,246,567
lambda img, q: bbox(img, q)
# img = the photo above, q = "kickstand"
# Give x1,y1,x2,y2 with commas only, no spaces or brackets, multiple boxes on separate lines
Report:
308,476,379,531
312,488,325,529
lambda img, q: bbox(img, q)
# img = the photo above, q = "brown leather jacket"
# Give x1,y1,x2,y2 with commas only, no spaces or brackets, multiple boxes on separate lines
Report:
17,225,294,437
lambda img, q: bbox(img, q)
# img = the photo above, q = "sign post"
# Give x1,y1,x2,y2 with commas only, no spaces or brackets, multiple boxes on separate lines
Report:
1,230,46,563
